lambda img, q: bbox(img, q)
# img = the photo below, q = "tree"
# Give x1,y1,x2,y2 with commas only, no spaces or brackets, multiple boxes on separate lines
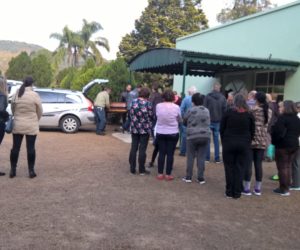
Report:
80,19,110,65
6,52,32,80
118,0,208,63
31,54,53,87
217,0,274,24
50,26,84,68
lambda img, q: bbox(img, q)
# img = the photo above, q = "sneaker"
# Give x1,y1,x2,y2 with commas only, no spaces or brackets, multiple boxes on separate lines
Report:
253,189,261,196
215,160,222,164
273,188,290,196
157,174,164,180
225,194,233,199
205,160,210,164
270,174,279,181
290,186,300,191
197,178,206,184
165,175,174,181
0,171,5,176
182,177,192,183
139,170,150,176
242,190,252,196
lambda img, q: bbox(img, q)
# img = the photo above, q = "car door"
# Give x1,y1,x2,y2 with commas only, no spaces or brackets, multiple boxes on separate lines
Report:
36,91,66,127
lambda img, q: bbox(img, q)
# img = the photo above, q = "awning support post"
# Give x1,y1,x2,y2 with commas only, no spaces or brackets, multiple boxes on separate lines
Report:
181,60,187,98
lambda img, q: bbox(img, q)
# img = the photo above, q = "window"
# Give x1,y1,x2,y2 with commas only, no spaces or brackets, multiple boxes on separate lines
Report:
64,94,82,103
255,71,285,98
37,92,59,103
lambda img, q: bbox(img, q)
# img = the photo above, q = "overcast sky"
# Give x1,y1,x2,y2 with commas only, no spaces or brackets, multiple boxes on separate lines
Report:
0,0,295,59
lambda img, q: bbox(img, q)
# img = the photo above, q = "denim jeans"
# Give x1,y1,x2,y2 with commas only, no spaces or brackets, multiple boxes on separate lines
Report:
244,148,265,182
206,122,220,162
129,133,150,173
122,111,131,132
94,107,106,133
157,133,179,175
179,124,187,155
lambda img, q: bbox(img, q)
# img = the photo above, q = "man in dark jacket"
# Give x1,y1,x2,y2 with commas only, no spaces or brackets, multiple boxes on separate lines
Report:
204,82,226,163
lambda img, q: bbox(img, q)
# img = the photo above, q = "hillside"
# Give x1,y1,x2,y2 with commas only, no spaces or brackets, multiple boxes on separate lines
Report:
0,40,45,74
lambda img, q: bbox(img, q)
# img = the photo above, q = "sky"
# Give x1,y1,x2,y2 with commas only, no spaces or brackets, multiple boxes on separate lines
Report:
0,0,296,60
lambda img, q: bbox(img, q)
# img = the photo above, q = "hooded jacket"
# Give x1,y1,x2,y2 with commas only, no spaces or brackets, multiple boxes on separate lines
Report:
204,91,226,122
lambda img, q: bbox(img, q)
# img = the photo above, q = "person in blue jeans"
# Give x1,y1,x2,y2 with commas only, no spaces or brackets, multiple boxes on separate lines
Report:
179,86,197,156
94,87,111,135
204,82,227,163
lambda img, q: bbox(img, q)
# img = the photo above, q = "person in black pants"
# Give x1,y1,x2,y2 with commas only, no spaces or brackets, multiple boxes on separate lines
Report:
0,76,9,176
220,94,255,199
128,87,153,175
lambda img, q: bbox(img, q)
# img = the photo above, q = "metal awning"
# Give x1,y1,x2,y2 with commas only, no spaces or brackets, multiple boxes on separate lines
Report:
129,48,299,77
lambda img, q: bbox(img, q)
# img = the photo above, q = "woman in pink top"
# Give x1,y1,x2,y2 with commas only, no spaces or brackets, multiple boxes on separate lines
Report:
156,89,182,180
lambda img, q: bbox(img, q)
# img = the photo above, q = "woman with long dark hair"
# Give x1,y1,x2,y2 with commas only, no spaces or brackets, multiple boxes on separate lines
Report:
0,76,9,176
221,94,255,199
272,100,300,196
243,91,272,196
10,76,43,178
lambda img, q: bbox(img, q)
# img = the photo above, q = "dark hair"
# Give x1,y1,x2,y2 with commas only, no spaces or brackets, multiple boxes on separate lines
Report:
233,94,249,111
255,91,269,124
162,89,175,102
152,82,160,92
18,76,34,98
192,93,204,106
136,84,142,89
296,101,300,110
139,87,151,98
283,100,297,115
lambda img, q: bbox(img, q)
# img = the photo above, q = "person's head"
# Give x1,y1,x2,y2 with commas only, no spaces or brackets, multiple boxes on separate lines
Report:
173,91,178,96
126,84,132,92
18,76,34,98
0,76,7,96
192,93,204,106
188,86,197,96
233,94,249,111
105,86,112,94
296,102,300,113
213,82,221,92
136,84,142,92
227,91,235,103
151,82,160,92
255,91,269,124
266,93,273,103
162,89,175,102
248,90,257,100
282,100,298,115
139,87,151,99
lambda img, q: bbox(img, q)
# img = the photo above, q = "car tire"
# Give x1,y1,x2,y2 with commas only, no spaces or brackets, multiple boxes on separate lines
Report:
60,115,80,133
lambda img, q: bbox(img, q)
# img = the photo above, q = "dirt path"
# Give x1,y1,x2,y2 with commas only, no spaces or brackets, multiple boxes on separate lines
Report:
0,126,299,250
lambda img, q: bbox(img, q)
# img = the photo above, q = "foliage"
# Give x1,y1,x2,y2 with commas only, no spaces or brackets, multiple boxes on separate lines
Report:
60,67,79,89
31,54,53,87
217,0,274,23
50,19,110,68
118,0,208,63
5,52,32,80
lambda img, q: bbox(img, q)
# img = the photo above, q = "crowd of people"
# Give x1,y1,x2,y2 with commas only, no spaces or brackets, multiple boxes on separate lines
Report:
124,81,300,199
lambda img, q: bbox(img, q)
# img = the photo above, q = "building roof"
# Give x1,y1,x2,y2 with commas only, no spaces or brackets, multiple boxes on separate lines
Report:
129,48,299,77
177,0,300,42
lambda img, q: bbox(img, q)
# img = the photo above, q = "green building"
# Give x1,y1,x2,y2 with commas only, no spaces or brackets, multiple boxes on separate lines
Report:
173,0,300,101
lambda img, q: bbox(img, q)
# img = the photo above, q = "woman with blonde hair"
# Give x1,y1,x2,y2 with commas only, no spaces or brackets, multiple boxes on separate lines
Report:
10,76,43,178
0,76,9,176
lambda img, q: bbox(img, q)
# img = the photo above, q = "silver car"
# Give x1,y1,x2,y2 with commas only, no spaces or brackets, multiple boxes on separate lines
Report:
8,79,108,133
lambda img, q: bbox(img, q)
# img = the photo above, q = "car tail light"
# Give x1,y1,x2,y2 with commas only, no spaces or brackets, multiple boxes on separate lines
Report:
86,98,94,112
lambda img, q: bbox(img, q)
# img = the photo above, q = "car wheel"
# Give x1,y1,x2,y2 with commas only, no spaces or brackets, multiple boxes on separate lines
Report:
60,115,80,133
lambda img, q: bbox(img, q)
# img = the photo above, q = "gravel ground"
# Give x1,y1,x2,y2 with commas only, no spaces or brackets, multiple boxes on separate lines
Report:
0,126,299,250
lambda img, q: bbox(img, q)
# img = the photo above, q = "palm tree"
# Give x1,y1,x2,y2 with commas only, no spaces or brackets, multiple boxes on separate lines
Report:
80,19,110,65
50,26,84,68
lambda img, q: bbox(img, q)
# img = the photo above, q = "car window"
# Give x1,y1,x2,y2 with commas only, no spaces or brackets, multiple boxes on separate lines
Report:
65,94,82,103
37,91,61,103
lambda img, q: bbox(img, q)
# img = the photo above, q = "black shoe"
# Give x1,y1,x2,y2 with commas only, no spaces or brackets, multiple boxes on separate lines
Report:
29,170,37,178
0,171,5,176
9,168,16,178
273,188,290,196
139,170,150,176
197,178,206,184
148,162,154,168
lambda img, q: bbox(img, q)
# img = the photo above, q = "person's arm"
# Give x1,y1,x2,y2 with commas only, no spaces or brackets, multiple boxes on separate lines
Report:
105,92,110,109
249,113,255,141
183,109,190,126
35,94,43,120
